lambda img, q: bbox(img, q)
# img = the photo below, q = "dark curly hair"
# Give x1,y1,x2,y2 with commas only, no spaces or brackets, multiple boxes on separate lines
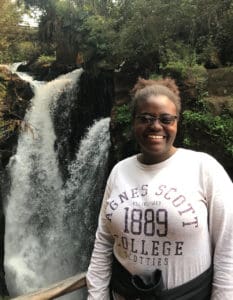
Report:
131,77,181,118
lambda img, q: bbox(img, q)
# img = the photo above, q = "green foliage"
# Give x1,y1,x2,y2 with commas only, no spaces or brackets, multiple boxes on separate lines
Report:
0,0,22,62
114,104,133,145
12,40,40,62
160,42,198,68
162,52,207,80
79,14,117,65
163,61,191,81
0,0,39,63
197,38,220,67
0,82,6,101
37,54,56,65
17,0,233,70
149,74,163,80
182,110,233,162
115,104,132,126
112,103,138,162
0,120,15,141
162,61,208,112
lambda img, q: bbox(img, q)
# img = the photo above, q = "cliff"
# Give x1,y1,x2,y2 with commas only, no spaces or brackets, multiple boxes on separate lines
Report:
0,65,34,167
0,65,34,296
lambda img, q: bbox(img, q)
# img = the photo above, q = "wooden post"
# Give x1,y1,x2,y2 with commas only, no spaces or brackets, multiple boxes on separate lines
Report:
10,273,86,300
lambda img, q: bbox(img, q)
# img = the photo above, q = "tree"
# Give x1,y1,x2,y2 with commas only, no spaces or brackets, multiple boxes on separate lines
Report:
0,0,39,63
17,0,233,69
0,0,22,62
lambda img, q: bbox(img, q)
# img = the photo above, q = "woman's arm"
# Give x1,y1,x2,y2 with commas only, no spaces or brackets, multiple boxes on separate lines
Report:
205,156,233,299
86,183,114,300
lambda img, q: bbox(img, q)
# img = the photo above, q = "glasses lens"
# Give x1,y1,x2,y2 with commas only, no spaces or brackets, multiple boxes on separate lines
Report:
136,114,177,125
137,115,152,123
160,116,176,124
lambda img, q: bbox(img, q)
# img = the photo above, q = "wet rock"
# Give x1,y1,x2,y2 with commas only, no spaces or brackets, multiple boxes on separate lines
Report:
0,65,34,168
0,65,34,296
17,61,77,81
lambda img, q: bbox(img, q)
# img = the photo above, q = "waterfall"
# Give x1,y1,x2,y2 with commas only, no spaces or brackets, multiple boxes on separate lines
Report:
3,68,111,299
62,117,111,272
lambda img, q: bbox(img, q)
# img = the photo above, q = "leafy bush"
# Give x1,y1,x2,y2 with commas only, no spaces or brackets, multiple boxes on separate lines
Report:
13,41,41,62
181,110,233,166
111,103,137,162
36,54,56,65
115,104,132,126
162,60,207,82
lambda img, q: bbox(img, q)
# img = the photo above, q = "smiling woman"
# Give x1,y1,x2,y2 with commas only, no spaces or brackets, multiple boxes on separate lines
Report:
133,94,178,164
130,78,181,164
86,77,233,300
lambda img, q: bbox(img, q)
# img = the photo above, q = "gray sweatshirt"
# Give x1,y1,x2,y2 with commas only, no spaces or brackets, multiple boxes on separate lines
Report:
87,149,233,300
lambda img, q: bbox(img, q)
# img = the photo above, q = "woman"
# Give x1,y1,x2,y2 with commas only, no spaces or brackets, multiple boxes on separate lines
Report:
86,77,233,299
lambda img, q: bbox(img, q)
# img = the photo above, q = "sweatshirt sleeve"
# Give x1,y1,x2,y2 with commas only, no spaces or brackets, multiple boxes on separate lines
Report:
205,156,233,300
86,180,114,300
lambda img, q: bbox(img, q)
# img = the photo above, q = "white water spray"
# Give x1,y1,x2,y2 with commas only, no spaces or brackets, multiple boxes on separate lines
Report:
63,118,111,272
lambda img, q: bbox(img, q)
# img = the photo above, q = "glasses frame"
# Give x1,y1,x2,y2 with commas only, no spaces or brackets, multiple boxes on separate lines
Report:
135,113,178,126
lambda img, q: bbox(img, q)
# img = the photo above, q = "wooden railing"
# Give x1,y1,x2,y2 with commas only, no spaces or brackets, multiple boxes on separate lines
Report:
11,273,86,300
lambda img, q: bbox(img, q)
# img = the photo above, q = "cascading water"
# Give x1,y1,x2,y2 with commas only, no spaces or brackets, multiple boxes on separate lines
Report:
3,68,111,299
62,117,111,272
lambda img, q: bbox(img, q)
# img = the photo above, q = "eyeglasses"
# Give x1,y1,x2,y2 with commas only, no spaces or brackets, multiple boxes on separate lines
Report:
135,114,178,125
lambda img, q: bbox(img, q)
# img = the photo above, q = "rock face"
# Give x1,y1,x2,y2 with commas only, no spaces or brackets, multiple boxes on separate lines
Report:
203,68,233,178
0,65,34,168
17,61,77,82
0,65,34,296
206,68,233,115
207,67,233,96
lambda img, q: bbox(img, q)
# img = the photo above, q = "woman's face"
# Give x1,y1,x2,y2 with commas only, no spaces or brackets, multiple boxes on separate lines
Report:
133,94,178,164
